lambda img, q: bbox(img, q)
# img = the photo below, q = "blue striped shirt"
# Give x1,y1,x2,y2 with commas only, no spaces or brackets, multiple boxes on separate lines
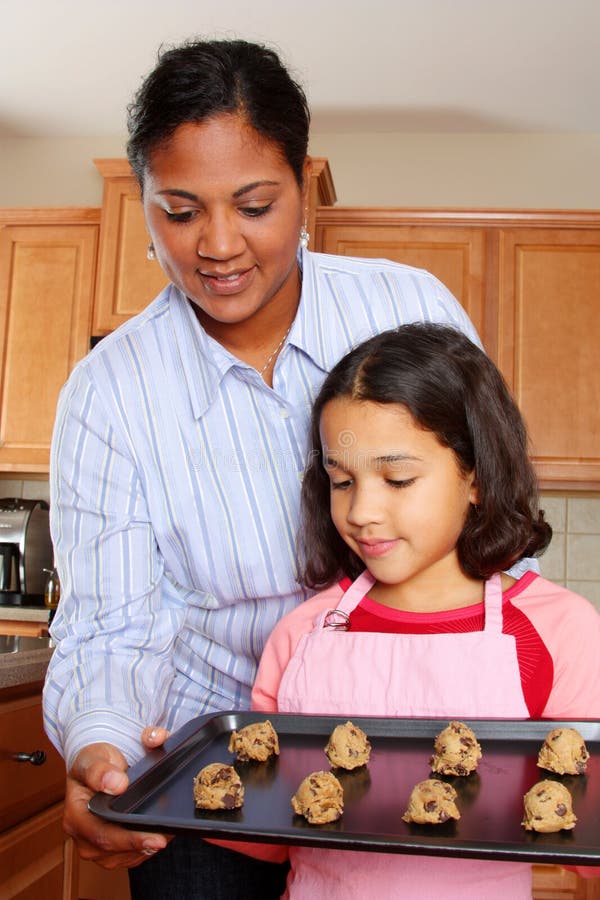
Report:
43,249,480,766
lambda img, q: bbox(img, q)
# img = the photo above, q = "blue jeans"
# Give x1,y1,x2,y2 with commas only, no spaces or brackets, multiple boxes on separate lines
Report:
128,837,289,899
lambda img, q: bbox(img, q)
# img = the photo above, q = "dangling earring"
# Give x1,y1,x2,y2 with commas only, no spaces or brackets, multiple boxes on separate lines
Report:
299,223,310,249
147,242,156,261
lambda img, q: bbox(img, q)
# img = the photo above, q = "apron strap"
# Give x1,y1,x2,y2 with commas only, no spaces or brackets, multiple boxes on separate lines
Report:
482,572,504,633
337,569,377,615
318,569,504,631
316,569,376,629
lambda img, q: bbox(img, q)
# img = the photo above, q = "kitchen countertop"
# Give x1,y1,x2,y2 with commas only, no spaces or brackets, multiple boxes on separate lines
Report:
0,635,54,691
0,605,50,623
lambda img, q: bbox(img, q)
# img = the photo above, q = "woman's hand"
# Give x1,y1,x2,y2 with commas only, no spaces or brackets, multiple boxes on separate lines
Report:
141,725,170,749
65,741,170,869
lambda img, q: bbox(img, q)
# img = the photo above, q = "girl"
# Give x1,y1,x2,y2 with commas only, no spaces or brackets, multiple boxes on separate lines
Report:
252,322,600,898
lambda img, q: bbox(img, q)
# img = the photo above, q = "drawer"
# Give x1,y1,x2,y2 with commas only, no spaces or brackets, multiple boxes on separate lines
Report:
0,802,77,900
0,693,65,832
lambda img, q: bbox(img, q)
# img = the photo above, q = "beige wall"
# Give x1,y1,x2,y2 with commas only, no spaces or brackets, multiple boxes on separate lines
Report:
2,132,600,208
309,132,600,209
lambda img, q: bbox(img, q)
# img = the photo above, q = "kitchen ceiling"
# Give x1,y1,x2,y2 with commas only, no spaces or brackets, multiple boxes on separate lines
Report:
1,0,599,139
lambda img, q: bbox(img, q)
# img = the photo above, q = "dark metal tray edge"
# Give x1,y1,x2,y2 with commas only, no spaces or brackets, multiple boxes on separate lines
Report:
89,712,600,866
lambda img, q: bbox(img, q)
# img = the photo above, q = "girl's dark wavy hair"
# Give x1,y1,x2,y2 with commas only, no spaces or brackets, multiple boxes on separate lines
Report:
300,323,552,588
126,38,310,192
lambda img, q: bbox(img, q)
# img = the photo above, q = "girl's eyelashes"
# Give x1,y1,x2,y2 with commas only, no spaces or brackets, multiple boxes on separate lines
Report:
330,478,353,491
329,477,416,491
386,478,416,489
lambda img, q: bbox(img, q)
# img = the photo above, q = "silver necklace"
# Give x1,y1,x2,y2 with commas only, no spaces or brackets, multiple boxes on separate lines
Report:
259,325,292,376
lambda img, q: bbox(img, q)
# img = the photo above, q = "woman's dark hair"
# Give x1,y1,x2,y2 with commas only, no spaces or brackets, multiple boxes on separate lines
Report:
300,323,552,588
126,38,310,190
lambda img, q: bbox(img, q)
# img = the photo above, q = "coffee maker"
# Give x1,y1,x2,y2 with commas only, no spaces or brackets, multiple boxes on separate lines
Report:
0,498,54,606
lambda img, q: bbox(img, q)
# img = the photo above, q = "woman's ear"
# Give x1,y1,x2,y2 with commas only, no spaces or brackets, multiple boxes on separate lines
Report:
301,156,312,206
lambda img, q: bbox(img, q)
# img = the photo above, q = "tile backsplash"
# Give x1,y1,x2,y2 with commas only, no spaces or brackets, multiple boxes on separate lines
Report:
538,493,600,611
2,479,599,613
0,478,50,506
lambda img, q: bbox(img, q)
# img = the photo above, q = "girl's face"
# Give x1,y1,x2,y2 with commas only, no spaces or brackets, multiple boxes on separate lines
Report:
142,113,309,332
320,398,478,608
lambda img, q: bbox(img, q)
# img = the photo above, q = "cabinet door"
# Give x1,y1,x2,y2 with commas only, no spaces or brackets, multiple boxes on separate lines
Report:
495,228,600,486
0,690,65,832
0,212,99,473
532,863,600,898
0,803,77,900
92,160,168,334
315,215,486,341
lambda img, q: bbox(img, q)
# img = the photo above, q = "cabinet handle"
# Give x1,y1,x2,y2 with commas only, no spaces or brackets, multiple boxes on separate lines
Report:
12,750,46,765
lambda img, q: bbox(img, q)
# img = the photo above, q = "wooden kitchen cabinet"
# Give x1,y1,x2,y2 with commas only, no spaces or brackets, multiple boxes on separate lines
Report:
0,802,77,900
0,687,65,834
315,207,600,488
0,209,99,473
0,679,130,899
494,226,600,486
0,684,75,899
91,157,336,335
533,864,600,898
315,209,487,340
91,159,168,335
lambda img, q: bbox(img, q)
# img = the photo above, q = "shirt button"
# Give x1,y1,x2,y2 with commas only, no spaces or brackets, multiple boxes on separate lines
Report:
279,407,289,419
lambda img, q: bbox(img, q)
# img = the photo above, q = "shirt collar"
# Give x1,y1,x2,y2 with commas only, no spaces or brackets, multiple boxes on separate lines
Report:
169,286,233,419
169,248,346,419
286,247,353,373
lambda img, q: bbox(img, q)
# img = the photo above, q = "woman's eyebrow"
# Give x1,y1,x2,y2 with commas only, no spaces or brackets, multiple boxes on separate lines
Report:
156,181,280,201
233,180,280,197
157,189,198,200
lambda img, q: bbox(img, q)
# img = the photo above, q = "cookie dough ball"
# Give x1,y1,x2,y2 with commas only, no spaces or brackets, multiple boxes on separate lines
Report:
291,770,344,824
430,721,482,776
402,779,461,825
324,721,371,770
193,763,244,810
228,720,280,762
537,727,590,775
522,780,577,833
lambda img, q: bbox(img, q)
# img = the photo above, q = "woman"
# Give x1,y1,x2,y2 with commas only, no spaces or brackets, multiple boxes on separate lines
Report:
43,38,481,900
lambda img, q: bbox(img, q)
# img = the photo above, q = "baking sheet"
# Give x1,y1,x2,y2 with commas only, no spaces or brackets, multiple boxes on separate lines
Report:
89,712,600,864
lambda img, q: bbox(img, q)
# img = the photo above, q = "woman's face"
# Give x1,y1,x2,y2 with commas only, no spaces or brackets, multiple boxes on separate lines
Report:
142,113,309,329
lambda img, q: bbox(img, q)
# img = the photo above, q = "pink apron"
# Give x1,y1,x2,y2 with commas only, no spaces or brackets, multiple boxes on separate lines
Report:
278,571,533,899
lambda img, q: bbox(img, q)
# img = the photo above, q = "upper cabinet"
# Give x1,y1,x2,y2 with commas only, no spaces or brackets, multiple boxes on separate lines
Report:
91,159,168,335
493,224,600,486
0,209,99,472
315,208,600,489
316,209,486,339
1,165,599,489
91,157,336,336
